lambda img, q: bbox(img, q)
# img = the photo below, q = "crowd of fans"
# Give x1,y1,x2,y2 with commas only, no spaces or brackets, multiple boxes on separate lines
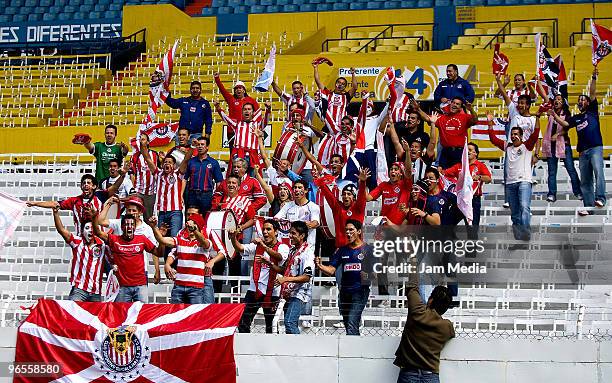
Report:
25,59,603,349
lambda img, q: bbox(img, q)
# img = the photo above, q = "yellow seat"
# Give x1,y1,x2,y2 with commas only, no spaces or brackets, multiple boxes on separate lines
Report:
391,31,411,38
479,36,497,46
328,46,349,53
511,26,530,34
398,44,417,52
499,42,521,49
382,38,404,46
474,45,491,50
451,44,473,50
368,31,383,38
504,35,526,44
458,36,480,45
339,40,359,48
532,26,553,37
375,45,396,52
350,45,364,52
464,28,485,36
486,28,502,35
413,30,432,41
346,32,366,39
581,33,591,40
575,39,591,47
521,42,536,48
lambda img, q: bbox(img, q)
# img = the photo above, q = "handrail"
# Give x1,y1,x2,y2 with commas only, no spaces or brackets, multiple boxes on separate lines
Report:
324,22,434,53
322,36,425,53
457,18,558,48
340,22,435,40
581,17,612,33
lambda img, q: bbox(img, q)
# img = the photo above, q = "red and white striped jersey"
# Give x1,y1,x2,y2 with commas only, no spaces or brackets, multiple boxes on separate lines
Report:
501,88,536,105
130,150,159,195
172,232,214,288
281,92,311,122
221,195,255,225
333,133,352,163
321,89,352,134
155,170,184,212
59,193,104,236
212,175,267,213
219,110,261,150
390,93,412,123
67,234,106,294
243,241,290,297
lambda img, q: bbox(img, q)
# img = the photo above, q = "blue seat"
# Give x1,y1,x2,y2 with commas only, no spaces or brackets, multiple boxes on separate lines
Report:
366,2,382,9
469,0,485,4
211,0,223,7
12,14,28,21
64,5,76,12
487,0,503,4
19,7,33,14
217,6,231,13
5,6,18,14
80,5,93,12
235,5,249,12
244,0,256,5
299,3,314,11
538,0,554,3
40,0,53,6
109,3,122,10
24,0,37,7
434,0,450,5
201,7,214,15
34,6,47,13
53,0,67,5
48,6,61,13
250,4,265,12
104,10,119,18
333,2,348,9
349,2,364,9
283,4,298,11
89,11,102,18
521,0,539,3
416,0,432,6
12,0,25,6
83,0,96,4
316,3,330,10
42,12,55,20
277,0,289,5
227,0,241,7
68,0,80,5
57,12,71,20
266,5,279,12
453,0,468,4
384,1,400,8
28,13,42,21
260,0,272,5
73,12,86,18
94,4,106,11
400,0,416,6
0,15,10,22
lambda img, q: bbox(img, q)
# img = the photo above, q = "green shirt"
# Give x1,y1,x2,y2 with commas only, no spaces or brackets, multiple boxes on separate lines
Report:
93,142,123,181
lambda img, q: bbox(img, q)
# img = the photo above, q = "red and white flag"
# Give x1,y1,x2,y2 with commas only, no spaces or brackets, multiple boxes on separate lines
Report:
470,118,507,141
591,19,612,66
104,270,120,303
14,299,244,382
492,43,509,75
0,191,25,250
456,139,473,224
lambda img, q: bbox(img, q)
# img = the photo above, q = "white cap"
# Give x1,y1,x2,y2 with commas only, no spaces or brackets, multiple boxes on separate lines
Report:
234,80,246,89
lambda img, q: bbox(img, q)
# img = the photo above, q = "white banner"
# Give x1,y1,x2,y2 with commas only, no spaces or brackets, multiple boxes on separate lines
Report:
0,191,25,249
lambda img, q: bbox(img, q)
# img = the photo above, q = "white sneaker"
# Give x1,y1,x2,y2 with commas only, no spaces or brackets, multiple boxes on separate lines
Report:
377,301,390,308
301,320,313,328
578,210,590,217
595,200,605,208
503,202,510,209
546,195,556,203
333,322,344,328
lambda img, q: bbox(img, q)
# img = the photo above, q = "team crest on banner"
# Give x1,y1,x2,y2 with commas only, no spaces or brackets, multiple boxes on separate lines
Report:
99,325,148,380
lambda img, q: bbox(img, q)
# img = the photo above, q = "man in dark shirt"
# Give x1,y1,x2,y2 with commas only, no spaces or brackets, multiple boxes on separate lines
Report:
433,64,475,107
394,255,455,382
178,136,223,215
166,81,213,143
316,219,373,335
550,66,605,214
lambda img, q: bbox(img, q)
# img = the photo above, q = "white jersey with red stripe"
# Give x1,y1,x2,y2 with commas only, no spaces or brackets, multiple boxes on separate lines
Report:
68,234,106,294
59,194,104,237
333,133,352,163
131,150,159,195
155,170,184,212
172,232,213,288
281,92,313,123
321,89,352,134
500,88,535,105
390,93,412,123
243,242,290,296
221,195,254,225
220,110,261,150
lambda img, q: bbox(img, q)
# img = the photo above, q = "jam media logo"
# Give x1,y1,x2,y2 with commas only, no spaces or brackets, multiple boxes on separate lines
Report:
97,325,151,381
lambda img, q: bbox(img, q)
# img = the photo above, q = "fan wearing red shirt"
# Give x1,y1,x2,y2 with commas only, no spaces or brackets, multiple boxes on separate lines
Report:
366,160,412,227
212,157,267,213
415,97,478,169
442,142,492,239
213,72,260,121
93,213,159,303
314,168,368,247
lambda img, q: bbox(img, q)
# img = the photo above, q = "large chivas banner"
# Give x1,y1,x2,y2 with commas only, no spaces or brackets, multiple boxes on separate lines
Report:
14,300,244,383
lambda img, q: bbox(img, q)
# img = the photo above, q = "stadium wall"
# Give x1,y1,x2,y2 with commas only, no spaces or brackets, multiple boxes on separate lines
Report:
0,328,611,382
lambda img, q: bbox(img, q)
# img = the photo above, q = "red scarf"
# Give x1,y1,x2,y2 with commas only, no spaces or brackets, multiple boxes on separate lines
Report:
252,241,281,308
280,241,309,300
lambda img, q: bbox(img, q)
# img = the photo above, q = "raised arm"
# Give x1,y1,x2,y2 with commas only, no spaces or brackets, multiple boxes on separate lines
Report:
548,109,569,128
410,98,431,124
213,72,233,104
106,160,131,196
97,196,119,227
84,140,95,154
91,210,109,243
271,81,283,98
315,255,336,277
590,66,598,101
525,115,541,151
228,229,245,254
297,137,324,173
466,101,478,125
535,76,549,103
312,62,325,91
26,200,59,209
52,207,71,243
386,122,405,159
178,148,194,175
494,74,510,97
487,113,506,151
496,73,512,107
426,115,438,160
254,164,275,203
146,216,176,247
213,100,237,132
140,144,157,173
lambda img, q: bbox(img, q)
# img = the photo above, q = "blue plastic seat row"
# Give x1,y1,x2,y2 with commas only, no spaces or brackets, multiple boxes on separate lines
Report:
6,10,122,22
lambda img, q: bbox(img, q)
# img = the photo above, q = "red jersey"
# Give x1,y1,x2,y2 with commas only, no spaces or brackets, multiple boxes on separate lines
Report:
316,179,367,247
107,234,156,287
59,193,105,236
172,232,214,287
67,234,106,294
212,175,267,212
214,75,261,121
370,178,412,225
155,170,184,212
321,89,352,134
435,112,473,148
220,195,255,225
444,160,491,197
130,150,159,195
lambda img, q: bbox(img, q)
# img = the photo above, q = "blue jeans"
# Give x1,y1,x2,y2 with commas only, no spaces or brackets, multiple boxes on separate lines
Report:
115,285,149,303
439,146,462,169
467,196,481,240
506,182,532,241
158,210,183,237
171,279,213,304
283,297,305,334
186,190,213,215
397,368,440,383
578,146,606,207
339,287,369,335
69,287,101,302
547,142,582,198
241,226,254,278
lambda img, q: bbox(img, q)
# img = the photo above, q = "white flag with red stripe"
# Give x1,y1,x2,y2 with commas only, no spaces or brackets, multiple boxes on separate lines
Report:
103,269,120,302
14,299,244,383
470,118,507,141
0,191,25,250
456,139,473,224
591,19,612,66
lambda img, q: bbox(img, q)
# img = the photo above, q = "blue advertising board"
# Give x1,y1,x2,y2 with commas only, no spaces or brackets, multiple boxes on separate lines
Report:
0,19,121,45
